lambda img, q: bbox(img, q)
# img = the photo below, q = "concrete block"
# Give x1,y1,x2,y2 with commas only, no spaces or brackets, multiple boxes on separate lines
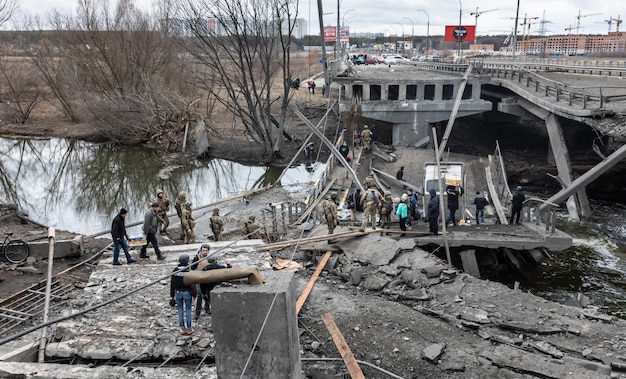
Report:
212,271,302,379
28,235,83,259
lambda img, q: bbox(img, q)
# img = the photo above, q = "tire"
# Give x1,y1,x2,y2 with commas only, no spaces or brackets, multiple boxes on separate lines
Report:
4,240,29,263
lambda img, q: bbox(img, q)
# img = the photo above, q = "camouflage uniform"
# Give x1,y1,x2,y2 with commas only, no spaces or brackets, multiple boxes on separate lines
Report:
174,191,187,238
181,202,197,244
360,188,382,231
155,189,170,234
244,215,262,239
322,198,338,235
210,207,224,241
361,125,373,152
379,192,394,230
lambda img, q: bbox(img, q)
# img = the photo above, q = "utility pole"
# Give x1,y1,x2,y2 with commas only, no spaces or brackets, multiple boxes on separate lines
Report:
469,8,498,53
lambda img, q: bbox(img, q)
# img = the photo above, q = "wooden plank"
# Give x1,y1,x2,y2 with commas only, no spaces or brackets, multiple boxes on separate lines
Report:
321,312,366,379
296,251,332,314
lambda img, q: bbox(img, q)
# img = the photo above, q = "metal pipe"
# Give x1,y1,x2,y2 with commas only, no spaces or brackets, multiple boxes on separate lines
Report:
38,227,55,362
183,267,264,286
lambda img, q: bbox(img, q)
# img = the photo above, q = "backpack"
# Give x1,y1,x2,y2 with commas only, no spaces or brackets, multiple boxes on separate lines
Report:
346,192,355,209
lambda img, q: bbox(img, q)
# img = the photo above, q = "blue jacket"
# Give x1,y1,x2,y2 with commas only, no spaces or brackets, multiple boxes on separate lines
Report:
396,203,408,218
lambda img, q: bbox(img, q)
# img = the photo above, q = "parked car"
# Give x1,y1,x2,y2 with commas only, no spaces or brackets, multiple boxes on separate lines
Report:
384,55,410,65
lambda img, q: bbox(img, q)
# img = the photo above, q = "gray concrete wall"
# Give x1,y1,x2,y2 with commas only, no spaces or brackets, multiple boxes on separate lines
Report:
212,271,302,379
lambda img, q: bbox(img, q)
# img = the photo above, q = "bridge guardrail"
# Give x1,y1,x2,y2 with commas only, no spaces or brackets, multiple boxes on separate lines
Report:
413,59,626,111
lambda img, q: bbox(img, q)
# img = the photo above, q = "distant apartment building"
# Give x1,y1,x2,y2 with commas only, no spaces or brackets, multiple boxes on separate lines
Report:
502,32,626,56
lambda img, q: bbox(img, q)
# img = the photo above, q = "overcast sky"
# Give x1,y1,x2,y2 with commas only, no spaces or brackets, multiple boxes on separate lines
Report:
18,0,622,36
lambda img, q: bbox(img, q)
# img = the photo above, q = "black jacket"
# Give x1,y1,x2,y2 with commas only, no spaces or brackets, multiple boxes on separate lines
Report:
428,193,440,219
111,214,127,241
200,263,233,294
512,190,526,209
474,194,489,210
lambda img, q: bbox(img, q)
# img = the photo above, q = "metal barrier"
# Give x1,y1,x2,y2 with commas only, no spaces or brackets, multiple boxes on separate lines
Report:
302,129,346,210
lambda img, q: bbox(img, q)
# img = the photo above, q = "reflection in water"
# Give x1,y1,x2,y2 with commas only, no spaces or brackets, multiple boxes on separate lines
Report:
0,138,322,235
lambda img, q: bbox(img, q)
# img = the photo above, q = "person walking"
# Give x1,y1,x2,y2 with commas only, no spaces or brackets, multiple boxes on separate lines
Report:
322,195,338,243
360,125,373,152
191,243,211,320
170,253,196,335
427,189,440,236
396,196,408,236
359,187,383,232
210,207,225,241
154,189,170,235
510,186,526,225
140,202,166,260
379,191,394,233
181,202,197,244
473,191,489,225
395,166,404,182
339,141,350,161
110,208,136,266
445,185,463,226
347,188,363,221
200,256,232,314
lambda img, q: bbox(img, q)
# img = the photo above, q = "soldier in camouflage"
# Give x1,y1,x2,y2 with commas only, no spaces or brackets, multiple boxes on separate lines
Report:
181,202,197,244
155,189,170,235
210,207,224,241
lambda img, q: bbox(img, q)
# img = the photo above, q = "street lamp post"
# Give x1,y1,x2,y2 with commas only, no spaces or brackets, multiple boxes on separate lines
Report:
342,8,355,27
403,17,414,50
336,0,340,59
417,9,430,57
458,0,463,58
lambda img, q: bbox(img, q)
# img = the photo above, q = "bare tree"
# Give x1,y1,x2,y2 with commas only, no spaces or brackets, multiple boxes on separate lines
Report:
30,0,193,146
177,0,299,158
0,50,43,124
0,0,16,27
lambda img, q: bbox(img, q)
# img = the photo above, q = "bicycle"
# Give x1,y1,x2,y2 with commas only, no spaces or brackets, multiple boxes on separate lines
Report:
2,232,30,264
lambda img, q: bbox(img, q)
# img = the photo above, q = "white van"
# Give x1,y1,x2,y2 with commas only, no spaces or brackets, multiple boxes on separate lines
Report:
422,162,466,217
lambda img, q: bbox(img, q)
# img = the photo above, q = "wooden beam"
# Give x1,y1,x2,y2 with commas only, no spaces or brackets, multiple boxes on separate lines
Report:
321,312,366,379
296,251,332,314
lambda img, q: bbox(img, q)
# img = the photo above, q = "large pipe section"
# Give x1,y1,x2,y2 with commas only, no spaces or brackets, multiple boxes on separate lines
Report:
183,267,264,286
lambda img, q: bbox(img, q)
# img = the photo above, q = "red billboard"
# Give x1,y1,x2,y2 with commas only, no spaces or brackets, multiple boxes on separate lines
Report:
444,25,475,42
324,26,349,42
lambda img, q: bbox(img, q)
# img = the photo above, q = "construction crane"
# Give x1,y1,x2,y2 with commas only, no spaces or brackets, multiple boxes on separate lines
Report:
565,25,583,35
520,14,540,53
574,10,602,35
607,15,624,34
469,8,499,51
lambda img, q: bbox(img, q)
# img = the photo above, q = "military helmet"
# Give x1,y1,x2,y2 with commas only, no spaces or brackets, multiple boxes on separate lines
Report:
179,191,187,198
384,191,391,196
363,124,369,129
330,192,338,201
249,215,256,221
156,189,164,195
179,253,189,265
212,207,220,215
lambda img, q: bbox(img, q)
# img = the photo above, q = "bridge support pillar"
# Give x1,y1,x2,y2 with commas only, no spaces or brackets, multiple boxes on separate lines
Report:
545,113,591,219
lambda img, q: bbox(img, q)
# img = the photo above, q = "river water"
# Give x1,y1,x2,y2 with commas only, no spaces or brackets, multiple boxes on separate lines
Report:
0,137,322,236
1,137,625,319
